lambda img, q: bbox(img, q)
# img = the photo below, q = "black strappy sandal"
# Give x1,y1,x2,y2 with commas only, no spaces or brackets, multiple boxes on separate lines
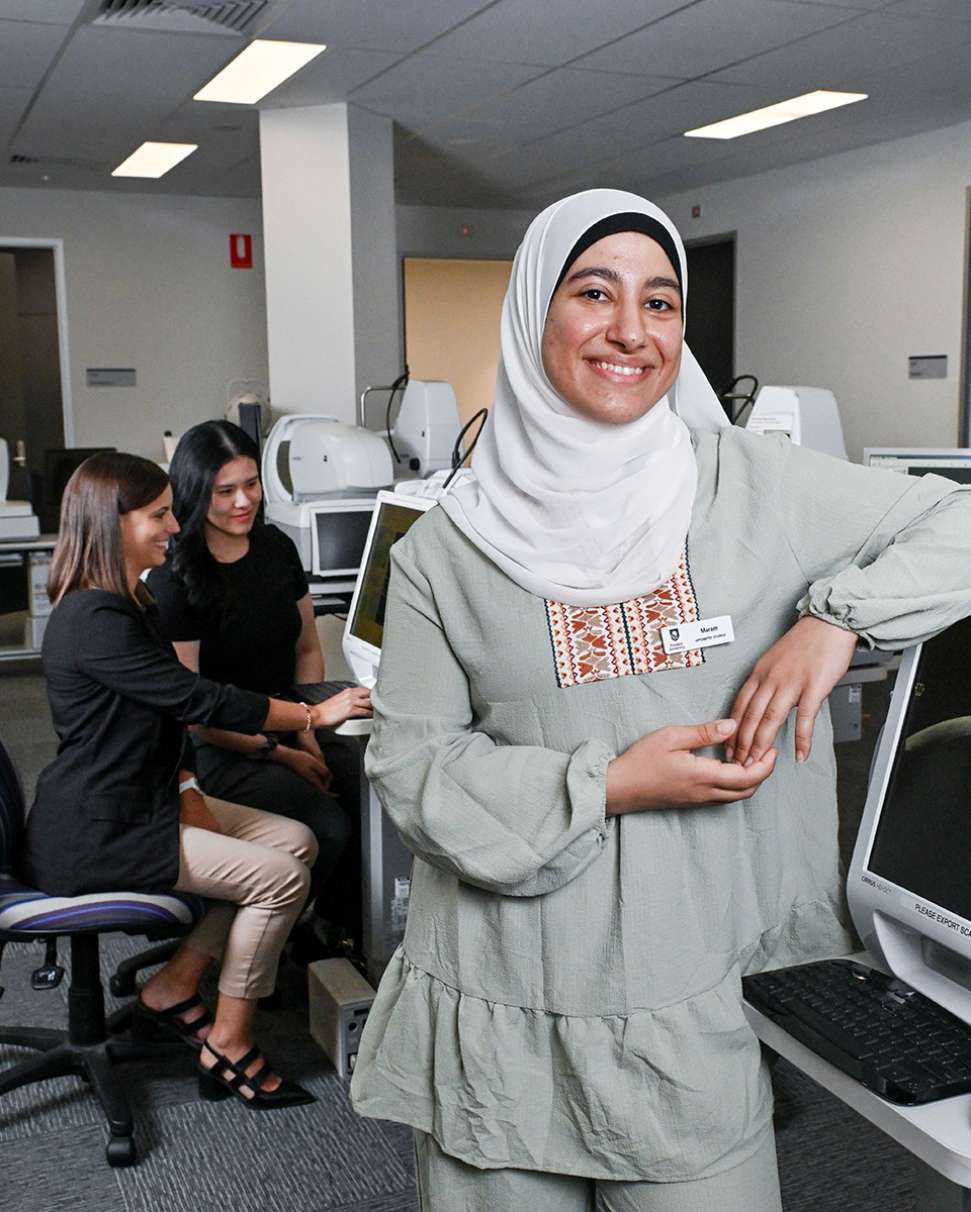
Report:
197,1040,315,1110
132,992,213,1050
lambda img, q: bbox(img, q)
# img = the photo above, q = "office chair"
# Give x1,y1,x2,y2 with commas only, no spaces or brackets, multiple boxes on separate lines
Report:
0,735,207,1167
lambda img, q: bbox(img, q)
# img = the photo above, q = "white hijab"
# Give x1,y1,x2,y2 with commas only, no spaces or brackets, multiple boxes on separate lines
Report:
440,188,728,607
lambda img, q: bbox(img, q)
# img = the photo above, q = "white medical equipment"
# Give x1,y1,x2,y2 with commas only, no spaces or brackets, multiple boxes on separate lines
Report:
261,414,393,582
745,386,848,459
0,438,40,539
359,379,462,480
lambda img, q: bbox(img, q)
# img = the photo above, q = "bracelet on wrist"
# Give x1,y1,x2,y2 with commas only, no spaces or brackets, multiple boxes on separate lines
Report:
178,776,201,794
299,701,313,732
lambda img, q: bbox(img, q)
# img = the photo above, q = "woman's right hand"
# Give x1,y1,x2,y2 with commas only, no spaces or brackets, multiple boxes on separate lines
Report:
273,745,333,792
605,718,777,816
310,687,372,729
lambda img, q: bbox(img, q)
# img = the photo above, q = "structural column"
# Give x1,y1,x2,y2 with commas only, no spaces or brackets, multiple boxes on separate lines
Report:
259,103,401,425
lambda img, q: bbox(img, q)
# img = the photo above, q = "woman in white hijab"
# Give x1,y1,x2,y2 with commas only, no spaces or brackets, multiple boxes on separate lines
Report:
351,189,971,1209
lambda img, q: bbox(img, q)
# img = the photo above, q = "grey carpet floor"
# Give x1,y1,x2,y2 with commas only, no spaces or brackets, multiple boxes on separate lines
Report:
0,666,926,1211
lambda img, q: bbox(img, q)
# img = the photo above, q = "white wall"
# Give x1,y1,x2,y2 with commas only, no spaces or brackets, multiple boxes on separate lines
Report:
397,203,534,261
0,186,267,461
658,119,971,462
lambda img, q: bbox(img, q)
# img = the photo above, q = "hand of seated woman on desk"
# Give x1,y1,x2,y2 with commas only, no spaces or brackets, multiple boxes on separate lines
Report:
310,687,372,729
728,615,858,767
179,787,223,833
274,745,332,793
606,719,776,815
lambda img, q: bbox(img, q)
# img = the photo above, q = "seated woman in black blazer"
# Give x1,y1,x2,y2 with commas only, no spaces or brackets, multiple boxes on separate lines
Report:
20,452,370,1109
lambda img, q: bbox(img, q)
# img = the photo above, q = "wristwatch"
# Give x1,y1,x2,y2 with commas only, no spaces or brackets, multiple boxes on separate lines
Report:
253,735,279,761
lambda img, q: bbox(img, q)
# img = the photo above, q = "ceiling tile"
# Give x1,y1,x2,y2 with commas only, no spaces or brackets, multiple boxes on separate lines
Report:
886,0,971,16
459,68,676,142
260,47,404,108
0,18,69,89
0,85,31,148
351,55,546,124
575,0,855,77
710,10,971,89
0,0,84,22
41,24,241,100
423,0,692,69
14,88,177,163
262,0,495,54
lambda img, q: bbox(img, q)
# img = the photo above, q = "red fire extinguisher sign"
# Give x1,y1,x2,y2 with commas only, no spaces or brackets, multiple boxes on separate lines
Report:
229,233,253,268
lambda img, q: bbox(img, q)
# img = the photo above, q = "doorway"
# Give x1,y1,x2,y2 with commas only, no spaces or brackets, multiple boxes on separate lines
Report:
684,235,736,406
0,240,73,508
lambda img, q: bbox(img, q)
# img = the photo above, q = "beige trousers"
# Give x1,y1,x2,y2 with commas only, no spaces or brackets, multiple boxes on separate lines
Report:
174,796,318,999
414,1130,783,1212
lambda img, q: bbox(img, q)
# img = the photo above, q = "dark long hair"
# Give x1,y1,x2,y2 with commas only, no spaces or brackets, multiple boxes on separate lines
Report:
49,452,169,607
167,420,264,619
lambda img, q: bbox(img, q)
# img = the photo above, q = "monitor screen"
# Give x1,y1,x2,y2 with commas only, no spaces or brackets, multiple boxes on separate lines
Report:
349,499,428,650
864,449,971,485
866,613,971,924
312,508,373,575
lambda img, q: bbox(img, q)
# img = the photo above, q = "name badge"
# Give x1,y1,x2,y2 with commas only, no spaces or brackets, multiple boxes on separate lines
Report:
661,615,734,655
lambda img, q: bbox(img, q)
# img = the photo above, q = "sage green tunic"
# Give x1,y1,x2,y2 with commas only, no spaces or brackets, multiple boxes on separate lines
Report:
350,428,971,1182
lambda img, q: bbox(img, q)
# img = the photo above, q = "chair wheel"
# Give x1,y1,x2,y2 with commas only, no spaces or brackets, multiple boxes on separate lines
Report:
109,973,135,997
106,1136,136,1167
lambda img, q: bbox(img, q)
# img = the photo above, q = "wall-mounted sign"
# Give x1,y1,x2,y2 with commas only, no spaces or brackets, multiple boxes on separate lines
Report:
908,355,947,380
230,233,253,269
86,368,136,386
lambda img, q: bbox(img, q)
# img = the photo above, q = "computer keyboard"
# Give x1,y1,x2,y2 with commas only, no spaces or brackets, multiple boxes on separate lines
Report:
743,958,971,1105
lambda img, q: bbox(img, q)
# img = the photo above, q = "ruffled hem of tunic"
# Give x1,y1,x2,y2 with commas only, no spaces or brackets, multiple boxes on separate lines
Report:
350,948,776,1183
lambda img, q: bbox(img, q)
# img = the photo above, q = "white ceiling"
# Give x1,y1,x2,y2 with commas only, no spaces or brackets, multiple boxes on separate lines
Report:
0,0,969,208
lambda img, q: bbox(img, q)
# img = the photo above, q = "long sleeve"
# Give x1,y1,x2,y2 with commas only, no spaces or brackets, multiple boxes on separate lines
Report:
77,599,268,732
772,438,971,648
365,541,613,897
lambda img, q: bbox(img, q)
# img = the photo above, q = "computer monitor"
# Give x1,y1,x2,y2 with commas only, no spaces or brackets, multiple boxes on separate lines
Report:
308,499,376,581
847,615,971,1027
342,489,435,687
863,447,971,484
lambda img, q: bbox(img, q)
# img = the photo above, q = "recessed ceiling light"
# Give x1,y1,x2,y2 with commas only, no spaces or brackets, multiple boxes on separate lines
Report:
194,39,327,105
684,90,867,140
111,142,198,178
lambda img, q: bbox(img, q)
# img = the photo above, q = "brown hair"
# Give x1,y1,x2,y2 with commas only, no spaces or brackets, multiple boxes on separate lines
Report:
49,452,169,606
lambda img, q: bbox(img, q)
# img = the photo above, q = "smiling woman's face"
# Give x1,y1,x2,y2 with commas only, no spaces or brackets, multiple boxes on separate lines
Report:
540,230,683,425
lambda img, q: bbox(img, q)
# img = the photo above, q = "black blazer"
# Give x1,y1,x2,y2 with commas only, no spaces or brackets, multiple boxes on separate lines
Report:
20,589,268,896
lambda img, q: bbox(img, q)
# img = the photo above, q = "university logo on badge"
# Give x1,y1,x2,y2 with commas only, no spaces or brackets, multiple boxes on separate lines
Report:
669,628,680,643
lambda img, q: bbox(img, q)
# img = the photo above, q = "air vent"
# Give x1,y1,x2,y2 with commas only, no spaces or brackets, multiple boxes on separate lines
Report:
92,0,268,35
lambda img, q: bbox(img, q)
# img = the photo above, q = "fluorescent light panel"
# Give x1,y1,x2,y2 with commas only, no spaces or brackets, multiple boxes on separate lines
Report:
112,141,197,178
685,90,867,140
194,39,327,105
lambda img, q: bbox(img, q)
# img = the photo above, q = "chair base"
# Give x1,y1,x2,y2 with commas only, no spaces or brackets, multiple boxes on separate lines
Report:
109,938,179,998
0,932,188,1167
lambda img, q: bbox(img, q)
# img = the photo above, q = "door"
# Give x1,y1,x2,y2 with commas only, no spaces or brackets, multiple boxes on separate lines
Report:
684,236,736,408
0,246,65,507
402,257,513,430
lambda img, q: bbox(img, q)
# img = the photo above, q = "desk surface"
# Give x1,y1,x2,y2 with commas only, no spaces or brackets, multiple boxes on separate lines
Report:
744,997,971,1188
0,534,57,553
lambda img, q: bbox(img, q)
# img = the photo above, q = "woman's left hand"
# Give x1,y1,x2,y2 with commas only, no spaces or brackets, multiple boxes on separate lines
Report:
179,786,223,834
294,729,333,791
728,616,859,766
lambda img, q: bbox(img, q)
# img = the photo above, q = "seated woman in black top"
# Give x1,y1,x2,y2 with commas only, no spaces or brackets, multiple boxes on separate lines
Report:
147,422,370,954
21,453,368,1108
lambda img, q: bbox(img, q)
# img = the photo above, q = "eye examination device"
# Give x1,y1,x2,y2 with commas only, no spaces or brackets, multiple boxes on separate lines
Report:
0,438,40,539
745,386,847,459
261,414,394,589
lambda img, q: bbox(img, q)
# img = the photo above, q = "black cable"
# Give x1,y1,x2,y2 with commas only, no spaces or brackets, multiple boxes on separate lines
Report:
384,368,410,465
443,409,488,490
